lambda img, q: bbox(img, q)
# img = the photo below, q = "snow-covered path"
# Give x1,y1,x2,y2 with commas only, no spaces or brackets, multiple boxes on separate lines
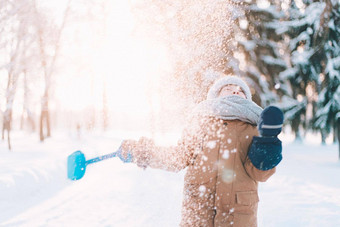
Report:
2,160,184,227
1,132,340,227
1,132,184,227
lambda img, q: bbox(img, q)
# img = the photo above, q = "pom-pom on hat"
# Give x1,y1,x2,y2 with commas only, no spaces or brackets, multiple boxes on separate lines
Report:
207,76,252,100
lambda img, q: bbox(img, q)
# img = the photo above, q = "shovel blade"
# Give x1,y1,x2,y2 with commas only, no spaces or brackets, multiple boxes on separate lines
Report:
67,150,86,180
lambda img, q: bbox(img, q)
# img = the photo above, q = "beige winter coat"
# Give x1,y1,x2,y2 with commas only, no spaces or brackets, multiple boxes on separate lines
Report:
131,117,275,227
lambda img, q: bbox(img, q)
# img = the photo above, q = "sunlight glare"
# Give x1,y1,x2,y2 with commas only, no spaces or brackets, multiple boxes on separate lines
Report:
56,0,171,118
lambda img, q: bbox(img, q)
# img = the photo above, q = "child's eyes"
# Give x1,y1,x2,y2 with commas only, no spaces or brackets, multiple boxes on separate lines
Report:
223,88,243,92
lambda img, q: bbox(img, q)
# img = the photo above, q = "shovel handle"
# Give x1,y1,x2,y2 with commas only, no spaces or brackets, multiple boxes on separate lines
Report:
85,146,133,165
85,152,118,165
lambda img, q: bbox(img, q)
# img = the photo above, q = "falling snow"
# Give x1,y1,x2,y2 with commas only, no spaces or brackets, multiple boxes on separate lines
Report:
206,141,217,149
199,185,206,193
131,0,237,103
222,169,234,183
1,0,340,226
222,150,230,159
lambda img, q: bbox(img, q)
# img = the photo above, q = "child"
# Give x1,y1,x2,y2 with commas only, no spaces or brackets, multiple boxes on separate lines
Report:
120,75,283,227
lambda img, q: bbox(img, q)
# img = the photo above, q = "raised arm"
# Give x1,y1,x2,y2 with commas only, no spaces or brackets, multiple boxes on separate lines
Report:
120,117,204,172
245,106,284,182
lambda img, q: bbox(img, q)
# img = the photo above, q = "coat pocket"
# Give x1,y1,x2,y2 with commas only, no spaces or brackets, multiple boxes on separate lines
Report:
233,191,259,217
236,191,259,205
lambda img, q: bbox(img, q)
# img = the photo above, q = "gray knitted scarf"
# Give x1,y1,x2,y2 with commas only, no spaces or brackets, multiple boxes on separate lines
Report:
193,95,263,125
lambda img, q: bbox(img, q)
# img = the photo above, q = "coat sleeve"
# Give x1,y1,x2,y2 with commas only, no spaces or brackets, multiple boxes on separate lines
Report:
244,157,276,182
147,117,203,172
148,145,192,172
243,127,277,182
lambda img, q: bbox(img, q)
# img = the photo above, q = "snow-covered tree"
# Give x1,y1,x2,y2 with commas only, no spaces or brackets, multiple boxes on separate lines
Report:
273,0,339,145
311,0,340,152
230,0,286,106
228,0,339,150
275,1,328,140
32,0,72,141
0,0,37,150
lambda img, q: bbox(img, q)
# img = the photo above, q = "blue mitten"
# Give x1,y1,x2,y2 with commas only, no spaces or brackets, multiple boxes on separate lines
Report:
248,106,284,171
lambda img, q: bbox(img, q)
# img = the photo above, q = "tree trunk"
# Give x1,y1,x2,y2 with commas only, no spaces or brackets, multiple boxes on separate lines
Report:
321,130,327,145
337,119,340,160
46,111,51,137
20,111,24,131
292,117,301,141
7,128,11,150
102,81,108,131
21,72,36,132
21,109,36,132
333,120,337,144
39,111,44,141
39,92,51,141
2,110,12,150
34,0,72,141
1,117,4,140
40,110,50,141
3,70,18,150
40,107,51,141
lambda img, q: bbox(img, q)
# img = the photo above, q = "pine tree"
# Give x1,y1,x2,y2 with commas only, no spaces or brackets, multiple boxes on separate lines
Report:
229,0,286,106
311,0,340,153
231,0,339,148
269,1,332,140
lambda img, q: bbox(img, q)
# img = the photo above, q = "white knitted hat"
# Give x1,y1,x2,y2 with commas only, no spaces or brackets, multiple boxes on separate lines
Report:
207,76,252,100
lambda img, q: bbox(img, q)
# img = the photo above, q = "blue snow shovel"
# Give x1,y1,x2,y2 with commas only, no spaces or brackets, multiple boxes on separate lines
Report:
67,145,133,181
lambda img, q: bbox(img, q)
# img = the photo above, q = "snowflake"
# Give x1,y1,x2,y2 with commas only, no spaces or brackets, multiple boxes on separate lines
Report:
199,185,206,192
206,141,217,149
222,150,229,159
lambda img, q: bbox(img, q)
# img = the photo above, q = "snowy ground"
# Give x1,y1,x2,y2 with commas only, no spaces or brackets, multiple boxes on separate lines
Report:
1,130,340,227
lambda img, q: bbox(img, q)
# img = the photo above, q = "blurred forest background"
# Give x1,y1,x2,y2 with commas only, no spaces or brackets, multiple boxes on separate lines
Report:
0,0,339,153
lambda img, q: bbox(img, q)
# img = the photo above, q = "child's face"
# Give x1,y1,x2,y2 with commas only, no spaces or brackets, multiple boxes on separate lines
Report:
218,85,246,99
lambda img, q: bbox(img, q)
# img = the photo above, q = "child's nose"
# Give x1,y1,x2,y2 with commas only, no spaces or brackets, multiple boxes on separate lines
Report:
233,91,239,94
